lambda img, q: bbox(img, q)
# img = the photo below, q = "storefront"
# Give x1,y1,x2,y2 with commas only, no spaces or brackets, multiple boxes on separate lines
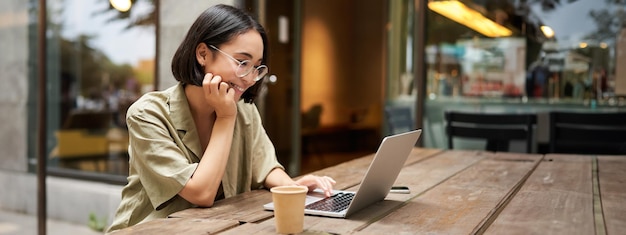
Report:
407,0,626,151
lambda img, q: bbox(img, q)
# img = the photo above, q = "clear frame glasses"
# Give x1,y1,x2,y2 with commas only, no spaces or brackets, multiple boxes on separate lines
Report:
209,45,268,82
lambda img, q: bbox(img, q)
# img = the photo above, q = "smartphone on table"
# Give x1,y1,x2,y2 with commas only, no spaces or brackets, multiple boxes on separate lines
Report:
390,186,410,194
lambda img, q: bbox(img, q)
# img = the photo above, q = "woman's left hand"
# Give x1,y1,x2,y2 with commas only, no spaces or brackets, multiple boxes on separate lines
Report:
295,175,337,197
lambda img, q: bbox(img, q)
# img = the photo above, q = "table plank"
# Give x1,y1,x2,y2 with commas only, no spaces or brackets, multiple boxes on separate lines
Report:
216,222,276,235
484,154,594,235
598,156,626,234
168,190,273,223
279,150,487,234
357,152,542,234
110,218,239,235
218,221,362,235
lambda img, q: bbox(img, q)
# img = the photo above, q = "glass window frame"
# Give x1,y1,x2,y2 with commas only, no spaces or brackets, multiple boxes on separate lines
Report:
28,0,159,185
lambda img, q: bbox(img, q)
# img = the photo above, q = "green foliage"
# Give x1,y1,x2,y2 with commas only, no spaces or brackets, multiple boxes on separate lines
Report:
88,212,107,232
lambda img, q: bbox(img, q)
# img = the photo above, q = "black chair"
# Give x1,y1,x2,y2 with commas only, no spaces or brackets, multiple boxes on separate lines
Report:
384,106,415,135
445,111,536,153
549,111,626,155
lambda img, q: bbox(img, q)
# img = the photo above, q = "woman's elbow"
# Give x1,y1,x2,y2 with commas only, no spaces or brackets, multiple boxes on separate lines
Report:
194,199,215,208
186,194,215,207
179,188,217,207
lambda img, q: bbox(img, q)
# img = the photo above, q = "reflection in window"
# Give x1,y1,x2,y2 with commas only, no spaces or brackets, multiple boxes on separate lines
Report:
387,0,415,100
46,0,155,178
425,0,626,106
385,0,416,136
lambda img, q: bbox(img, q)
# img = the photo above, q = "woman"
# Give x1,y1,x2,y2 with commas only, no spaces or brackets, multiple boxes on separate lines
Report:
107,4,335,232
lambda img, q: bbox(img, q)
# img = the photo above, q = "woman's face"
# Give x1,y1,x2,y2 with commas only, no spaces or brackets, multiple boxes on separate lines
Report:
203,30,264,101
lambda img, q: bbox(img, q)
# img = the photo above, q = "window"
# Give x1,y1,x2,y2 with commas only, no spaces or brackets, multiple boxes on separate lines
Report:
425,0,626,103
34,0,156,182
422,0,626,150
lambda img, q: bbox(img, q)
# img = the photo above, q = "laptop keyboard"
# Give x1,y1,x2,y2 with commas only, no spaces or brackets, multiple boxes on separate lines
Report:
305,192,355,212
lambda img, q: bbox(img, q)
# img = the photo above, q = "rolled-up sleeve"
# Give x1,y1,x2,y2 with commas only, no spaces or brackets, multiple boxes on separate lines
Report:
126,99,198,209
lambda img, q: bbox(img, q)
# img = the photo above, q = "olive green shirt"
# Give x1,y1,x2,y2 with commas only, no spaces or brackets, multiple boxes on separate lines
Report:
107,83,284,232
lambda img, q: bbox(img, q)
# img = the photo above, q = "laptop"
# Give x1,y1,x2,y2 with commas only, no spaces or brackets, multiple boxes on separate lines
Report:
264,129,422,218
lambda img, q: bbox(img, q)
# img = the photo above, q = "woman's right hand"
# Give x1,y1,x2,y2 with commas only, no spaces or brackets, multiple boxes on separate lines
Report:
295,174,336,197
202,73,237,118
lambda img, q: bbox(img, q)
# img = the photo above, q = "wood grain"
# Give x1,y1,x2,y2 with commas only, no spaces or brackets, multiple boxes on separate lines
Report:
110,218,239,235
484,154,594,235
300,150,488,234
598,156,626,234
168,190,274,223
357,152,541,234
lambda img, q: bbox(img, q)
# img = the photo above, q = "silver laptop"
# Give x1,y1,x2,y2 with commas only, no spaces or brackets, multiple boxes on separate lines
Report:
264,129,422,218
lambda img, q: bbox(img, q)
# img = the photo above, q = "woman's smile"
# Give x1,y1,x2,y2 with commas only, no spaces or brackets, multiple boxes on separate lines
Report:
228,82,247,96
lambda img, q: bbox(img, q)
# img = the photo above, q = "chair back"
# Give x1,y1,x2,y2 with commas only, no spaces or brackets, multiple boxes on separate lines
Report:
385,106,414,135
549,111,626,155
445,111,536,153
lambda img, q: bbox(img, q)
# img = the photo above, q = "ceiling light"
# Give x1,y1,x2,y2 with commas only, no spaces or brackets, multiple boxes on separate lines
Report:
428,0,512,37
540,25,555,38
110,0,132,12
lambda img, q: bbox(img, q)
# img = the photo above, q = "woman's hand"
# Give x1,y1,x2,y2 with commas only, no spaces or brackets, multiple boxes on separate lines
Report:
265,169,337,197
202,73,237,118
295,174,337,197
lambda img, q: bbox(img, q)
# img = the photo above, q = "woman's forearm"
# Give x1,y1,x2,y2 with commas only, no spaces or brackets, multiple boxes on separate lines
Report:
178,116,236,207
264,168,297,189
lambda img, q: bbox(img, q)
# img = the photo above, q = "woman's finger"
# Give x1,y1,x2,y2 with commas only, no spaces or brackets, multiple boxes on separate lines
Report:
323,176,336,184
211,76,223,93
316,177,332,197
202,73,214,93
219,82,229,94
315,178,329,197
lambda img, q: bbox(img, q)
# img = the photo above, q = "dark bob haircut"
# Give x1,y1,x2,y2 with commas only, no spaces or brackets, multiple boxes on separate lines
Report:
171,4,268,104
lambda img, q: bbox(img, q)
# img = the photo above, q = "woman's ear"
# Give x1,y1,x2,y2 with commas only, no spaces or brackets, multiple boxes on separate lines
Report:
196,43,209,67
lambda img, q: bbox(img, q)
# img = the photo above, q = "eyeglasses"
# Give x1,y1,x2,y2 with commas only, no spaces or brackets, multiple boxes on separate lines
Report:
209,45,268,82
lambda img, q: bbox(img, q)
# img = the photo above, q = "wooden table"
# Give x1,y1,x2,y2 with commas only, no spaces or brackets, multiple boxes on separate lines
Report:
112,148,626,234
